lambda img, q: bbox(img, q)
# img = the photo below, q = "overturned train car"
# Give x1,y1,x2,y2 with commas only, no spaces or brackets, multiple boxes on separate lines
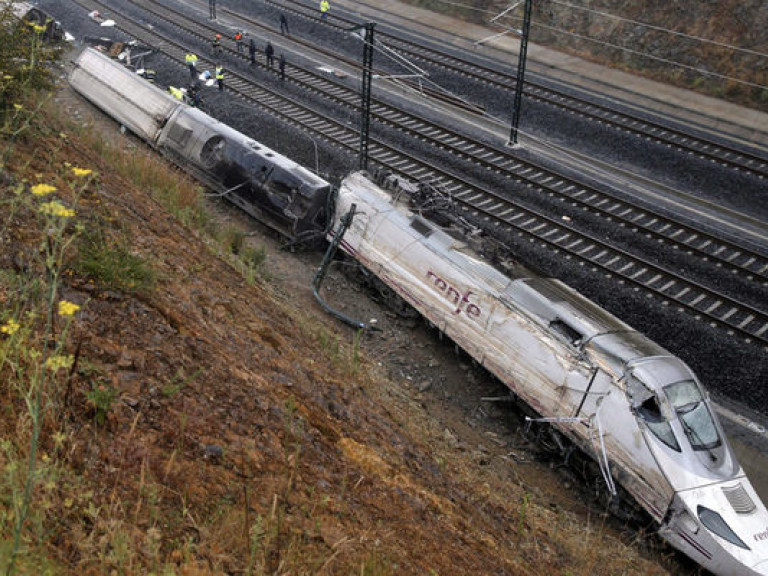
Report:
3,1,63,41
332,171,768,576
68,47,330,239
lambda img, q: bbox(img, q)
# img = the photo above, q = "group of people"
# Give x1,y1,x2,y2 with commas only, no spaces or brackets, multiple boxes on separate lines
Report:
174,16,302,106
179,51,225,105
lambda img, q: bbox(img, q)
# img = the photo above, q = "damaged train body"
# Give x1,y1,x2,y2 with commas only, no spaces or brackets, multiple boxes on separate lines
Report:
68,47,330,239
3,1,63,41
332,171,768,576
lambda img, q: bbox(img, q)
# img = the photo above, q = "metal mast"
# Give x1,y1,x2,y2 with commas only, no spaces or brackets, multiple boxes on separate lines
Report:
509,0,532,145
355,23,376,170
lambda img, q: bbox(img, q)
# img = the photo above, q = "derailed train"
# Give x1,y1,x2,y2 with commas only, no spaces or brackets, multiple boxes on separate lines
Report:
69,48,330,239
68,46,768,575
3,1,64,41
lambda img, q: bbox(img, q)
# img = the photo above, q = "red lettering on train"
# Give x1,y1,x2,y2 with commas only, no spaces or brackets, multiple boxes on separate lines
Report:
755,527,768,541
426,270,482,319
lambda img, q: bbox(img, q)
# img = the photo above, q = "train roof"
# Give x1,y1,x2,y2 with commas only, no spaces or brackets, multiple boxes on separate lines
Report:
504,277,679,376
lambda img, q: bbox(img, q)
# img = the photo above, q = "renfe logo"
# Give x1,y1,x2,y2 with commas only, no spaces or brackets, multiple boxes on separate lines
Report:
755,527,768,542
426,270,482,318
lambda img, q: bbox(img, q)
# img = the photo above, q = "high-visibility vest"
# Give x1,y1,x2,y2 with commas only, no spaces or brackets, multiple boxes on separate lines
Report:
169,86,183,100
215,67,224,80
185,53,198,66
320,0,329,12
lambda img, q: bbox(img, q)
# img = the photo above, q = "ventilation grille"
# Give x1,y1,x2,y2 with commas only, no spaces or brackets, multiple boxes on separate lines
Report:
722,483,756,514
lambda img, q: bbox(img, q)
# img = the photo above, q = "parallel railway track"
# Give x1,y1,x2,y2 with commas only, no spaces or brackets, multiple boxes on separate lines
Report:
267,0,768,181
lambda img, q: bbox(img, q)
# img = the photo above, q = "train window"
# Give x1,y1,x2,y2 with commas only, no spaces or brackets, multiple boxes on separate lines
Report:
665,381,721,452
200,135,226,169
549,319,583,347
638,396,680,451
410,217,433,237
629,377,680,451
167,123,192,148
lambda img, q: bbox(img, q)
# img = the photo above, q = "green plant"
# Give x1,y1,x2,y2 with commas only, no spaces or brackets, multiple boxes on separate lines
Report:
161,367,202,397
75,229,155,294
0,165,95,573
85,382,117,426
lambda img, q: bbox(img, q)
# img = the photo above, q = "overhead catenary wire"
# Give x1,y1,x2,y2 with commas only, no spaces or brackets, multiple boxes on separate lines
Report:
411,0,768,92
548,0,768,61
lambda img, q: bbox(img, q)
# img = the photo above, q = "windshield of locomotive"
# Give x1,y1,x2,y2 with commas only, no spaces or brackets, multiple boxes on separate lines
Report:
630,377,680,451
664,380,721,451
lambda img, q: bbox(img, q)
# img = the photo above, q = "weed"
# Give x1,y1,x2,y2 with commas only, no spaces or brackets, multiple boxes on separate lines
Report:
161,367,202,397
85,382,117,426
75,228,155,294
518,491,530,537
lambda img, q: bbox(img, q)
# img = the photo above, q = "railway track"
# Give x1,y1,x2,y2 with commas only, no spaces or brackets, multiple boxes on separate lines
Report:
267,0,768,182
102,0,768,288
67,0,768,347
89,0,768,278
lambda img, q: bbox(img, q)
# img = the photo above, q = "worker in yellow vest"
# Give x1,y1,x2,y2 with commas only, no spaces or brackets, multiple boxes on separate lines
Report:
320,0,330,20
169,86,184,100
185,52,198,79
215,65,224,91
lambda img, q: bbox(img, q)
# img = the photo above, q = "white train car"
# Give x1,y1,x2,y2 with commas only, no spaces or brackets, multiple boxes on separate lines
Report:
332,170,768,576
2,1,63,40
68,47,179,143
69,48,331,239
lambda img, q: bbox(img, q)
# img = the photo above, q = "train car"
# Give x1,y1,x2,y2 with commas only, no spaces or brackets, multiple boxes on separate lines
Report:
331,170,768,576
68,47,330,239
2,1,63,41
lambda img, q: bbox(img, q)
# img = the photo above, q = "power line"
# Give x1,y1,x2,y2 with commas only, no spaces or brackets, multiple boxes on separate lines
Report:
548,0,768,60
527,20,768,91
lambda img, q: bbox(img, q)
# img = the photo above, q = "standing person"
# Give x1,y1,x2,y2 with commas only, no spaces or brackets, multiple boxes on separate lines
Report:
279,13,289,35
212,34,222,56
265,41,275,69
248,38,257,65
319,0,329,20
278,53,286,80
209,0,216,19
215,65,224,91
234,31,243,53
185,52,198,79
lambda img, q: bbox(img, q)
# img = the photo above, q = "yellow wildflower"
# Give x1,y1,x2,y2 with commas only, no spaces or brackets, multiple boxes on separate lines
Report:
59,132,68,139
13,104,22,110
71,167,92,177
31,183,56,196
39,201,75,218
58,300,80,317
3,75,12,80
45,354,74,372
1,319,20,335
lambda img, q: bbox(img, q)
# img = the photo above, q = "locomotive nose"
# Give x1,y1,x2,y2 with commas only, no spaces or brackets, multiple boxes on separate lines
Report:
661,479,768,576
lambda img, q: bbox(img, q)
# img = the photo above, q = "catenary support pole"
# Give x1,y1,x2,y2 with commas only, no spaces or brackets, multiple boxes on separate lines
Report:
509,0,532,145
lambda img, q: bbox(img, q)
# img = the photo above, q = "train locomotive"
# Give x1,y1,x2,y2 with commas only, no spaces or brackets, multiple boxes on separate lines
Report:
67,44,768,575
68,48,330,240
330,171,768,576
